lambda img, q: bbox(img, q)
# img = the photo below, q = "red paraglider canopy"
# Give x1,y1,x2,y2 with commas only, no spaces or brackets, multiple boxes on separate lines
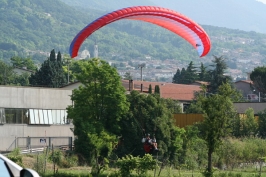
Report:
69,6,211,58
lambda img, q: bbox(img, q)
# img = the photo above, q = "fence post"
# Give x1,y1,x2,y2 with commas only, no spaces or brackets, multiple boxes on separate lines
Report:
49,137,51,148
27,136,30,149
15,137,17,149
69,137,72,151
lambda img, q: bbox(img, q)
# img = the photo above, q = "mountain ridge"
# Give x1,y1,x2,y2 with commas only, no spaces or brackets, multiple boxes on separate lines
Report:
1,0,266,70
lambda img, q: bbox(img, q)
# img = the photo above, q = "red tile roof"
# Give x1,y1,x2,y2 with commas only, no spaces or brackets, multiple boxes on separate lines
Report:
122,80,201,101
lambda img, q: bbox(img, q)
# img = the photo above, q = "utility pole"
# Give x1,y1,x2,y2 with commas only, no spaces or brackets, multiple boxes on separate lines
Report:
138,63,145,81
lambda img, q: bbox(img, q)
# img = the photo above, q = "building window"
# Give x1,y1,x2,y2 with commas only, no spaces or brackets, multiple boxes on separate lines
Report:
1,108,68,125
28,109,68,125
5,109,29,124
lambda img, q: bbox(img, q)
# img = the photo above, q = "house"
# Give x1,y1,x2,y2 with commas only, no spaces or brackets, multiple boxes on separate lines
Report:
234,80,257,101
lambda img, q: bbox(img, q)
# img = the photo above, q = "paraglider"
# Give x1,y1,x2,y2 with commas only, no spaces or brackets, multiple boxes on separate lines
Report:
69,6,211,58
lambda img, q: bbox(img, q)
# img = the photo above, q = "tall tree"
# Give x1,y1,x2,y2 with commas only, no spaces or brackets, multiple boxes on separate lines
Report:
184,61,198,84
172,68,181,83
148,84,152,94
198,62,210,82
208,56,232,93
57,51,62,62
199,83,237,177
49,49,56,62
67,58,129,169
52,51,66,87
154,85,160,95
179,68,187,84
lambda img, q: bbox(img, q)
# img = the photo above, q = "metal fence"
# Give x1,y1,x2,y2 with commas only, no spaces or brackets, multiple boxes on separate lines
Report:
6,136,73,153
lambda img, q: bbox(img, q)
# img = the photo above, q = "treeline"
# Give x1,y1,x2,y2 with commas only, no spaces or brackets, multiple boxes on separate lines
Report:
172,56,237,96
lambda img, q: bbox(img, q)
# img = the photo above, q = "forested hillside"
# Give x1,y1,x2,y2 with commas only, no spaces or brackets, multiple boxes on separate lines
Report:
1,0,266,66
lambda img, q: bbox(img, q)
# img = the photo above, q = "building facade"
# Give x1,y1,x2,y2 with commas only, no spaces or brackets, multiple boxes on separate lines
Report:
0,86,74,152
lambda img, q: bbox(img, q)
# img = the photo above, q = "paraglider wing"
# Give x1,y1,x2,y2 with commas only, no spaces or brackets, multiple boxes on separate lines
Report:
69,6,211,58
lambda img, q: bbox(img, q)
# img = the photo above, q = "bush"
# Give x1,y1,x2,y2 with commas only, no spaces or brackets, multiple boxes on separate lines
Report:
116,154,156,177
49,149,78,168
7,148,23,167
33,153,47,174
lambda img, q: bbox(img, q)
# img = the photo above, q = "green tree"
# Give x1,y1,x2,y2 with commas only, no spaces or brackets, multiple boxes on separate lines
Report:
65,59,87,83
62,54,73,83
208,56,232,93
172,68,181,83
10,56,37,70
52,51,67,87
199,83,237,177
198,62,210,82
14,72,30,86
50,49,56,62
179,125,202,165
216,80,243,102
250,66,266,98
184,61,198,84
67,58,129,170
0,60,16,85
232,108,258,137
154,85,160,95
119,91,184,163
258,109,266,138
244,108,258,137
174,62,198,84
123,72,132,80
148,84,152,94
179,68,187,84
29,49,66,87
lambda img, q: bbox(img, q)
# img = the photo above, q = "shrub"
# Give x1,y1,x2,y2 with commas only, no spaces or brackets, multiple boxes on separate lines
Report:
7,148,23,167
116,154,156,177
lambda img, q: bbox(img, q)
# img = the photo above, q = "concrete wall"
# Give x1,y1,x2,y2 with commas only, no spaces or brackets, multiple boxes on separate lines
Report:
0,124,74,152
234,102,266,114
0,86,72,109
